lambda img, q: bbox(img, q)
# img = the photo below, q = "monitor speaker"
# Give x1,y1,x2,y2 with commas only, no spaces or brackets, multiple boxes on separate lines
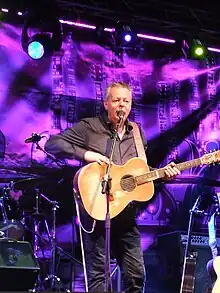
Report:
154,231,213,293
0,239,40,291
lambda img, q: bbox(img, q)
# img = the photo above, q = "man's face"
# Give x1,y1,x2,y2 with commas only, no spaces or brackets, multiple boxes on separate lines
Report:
104,86,132,125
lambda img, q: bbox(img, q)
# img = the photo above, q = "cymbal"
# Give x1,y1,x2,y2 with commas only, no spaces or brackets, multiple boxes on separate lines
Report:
164,176,220,187
13,176,54,191
0,169,31,182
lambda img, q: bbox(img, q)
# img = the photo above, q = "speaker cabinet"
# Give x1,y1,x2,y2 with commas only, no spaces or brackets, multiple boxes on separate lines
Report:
0,239,40,291
185,246,213,293
144,231,213,293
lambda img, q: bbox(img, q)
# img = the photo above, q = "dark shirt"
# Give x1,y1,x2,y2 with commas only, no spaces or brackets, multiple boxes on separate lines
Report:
45,112,148,165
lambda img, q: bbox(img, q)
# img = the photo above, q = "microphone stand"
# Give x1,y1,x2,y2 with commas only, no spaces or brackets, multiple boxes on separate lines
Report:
102,114,124,293
34,141,65,168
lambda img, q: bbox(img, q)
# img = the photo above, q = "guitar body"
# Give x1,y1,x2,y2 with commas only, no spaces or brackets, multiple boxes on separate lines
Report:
207,256,220,293
73,151,219,220
74,157,154,220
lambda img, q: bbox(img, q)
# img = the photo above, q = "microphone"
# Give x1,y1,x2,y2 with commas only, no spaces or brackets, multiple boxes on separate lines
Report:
116,110,125,129
117,110,125,119
25,133,44,143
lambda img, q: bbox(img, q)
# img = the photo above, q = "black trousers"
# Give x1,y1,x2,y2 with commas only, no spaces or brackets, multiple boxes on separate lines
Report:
83,206,145,292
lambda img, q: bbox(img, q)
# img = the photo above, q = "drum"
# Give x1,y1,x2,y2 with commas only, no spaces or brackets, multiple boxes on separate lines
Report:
0,187,24,239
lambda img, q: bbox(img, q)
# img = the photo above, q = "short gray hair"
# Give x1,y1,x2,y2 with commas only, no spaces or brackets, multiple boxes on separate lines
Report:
105,82,132,100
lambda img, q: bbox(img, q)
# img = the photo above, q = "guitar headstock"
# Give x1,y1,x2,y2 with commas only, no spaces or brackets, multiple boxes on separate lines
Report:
201,150,220,165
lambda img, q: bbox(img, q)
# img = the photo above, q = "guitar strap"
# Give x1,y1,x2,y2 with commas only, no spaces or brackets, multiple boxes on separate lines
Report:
130,122,148,164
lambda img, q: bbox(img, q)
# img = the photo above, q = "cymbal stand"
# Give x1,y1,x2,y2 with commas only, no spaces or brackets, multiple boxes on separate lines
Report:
0,188,9,238
31,188,60,291
38,192,60,290
33,188,40,257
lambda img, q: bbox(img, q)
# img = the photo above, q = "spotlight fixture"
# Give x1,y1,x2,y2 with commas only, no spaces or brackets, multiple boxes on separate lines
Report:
191,39,207,58
27,34,52,60
182,38,207,60
114,21,137,47
21,4,63,60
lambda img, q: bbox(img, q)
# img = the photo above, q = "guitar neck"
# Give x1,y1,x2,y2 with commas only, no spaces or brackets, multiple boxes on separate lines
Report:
136,157,203,184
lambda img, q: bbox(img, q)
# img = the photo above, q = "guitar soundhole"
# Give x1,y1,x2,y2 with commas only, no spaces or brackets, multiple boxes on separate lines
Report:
120,175,136,192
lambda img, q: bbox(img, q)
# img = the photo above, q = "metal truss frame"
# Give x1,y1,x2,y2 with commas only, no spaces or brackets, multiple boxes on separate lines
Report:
55,0,220,43
2,0,220,44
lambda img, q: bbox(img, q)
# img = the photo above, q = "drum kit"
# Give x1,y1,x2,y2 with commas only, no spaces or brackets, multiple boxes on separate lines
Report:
0,171,78,292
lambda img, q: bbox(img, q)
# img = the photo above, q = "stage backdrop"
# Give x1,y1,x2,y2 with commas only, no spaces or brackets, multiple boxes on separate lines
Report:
0,21,219,240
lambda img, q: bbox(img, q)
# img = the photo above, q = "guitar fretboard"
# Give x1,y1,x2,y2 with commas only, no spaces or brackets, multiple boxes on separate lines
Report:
136,158,203,185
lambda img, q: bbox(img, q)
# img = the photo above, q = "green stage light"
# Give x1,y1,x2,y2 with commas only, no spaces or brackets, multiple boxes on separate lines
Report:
194,46,204,56
181,38,207,60
191,39,207,59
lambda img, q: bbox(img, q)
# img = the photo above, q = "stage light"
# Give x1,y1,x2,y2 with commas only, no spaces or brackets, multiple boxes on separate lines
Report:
28,40,44,60
182,38,207,60
194,46,204,56
114,21,137,47
124,34,132,42
26,34,52,60
21,4,63,60
191,39,206,58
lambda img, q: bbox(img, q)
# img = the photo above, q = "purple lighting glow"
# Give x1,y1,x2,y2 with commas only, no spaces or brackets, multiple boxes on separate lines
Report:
104,28,114,32
208,47,220,53
1,8,8,13
59,19,96,30
137,33,175,43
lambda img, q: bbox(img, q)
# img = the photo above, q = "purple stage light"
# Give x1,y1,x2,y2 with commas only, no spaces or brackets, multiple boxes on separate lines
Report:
59,19,96,29
137,33,175,43
104,28,114,32
208,47,220,53
124,34,132,42
1,8,8,12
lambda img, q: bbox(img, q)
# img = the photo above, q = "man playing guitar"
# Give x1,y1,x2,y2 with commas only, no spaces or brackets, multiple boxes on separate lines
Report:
45,82,181,292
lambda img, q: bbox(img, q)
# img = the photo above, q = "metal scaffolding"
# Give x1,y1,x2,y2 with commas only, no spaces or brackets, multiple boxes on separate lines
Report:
2,0,220,44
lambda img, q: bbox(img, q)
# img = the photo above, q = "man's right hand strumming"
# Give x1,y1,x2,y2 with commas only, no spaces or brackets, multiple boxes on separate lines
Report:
84,151,110,165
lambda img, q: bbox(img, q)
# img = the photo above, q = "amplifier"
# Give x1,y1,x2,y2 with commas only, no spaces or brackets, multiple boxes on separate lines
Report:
0,239,40,291
181,233,220,247
154,231,213,293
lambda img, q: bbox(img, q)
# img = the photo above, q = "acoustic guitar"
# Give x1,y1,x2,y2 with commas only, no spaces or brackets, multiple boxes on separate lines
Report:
179,195,201,293
207,192,220,293
74,150,220,220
